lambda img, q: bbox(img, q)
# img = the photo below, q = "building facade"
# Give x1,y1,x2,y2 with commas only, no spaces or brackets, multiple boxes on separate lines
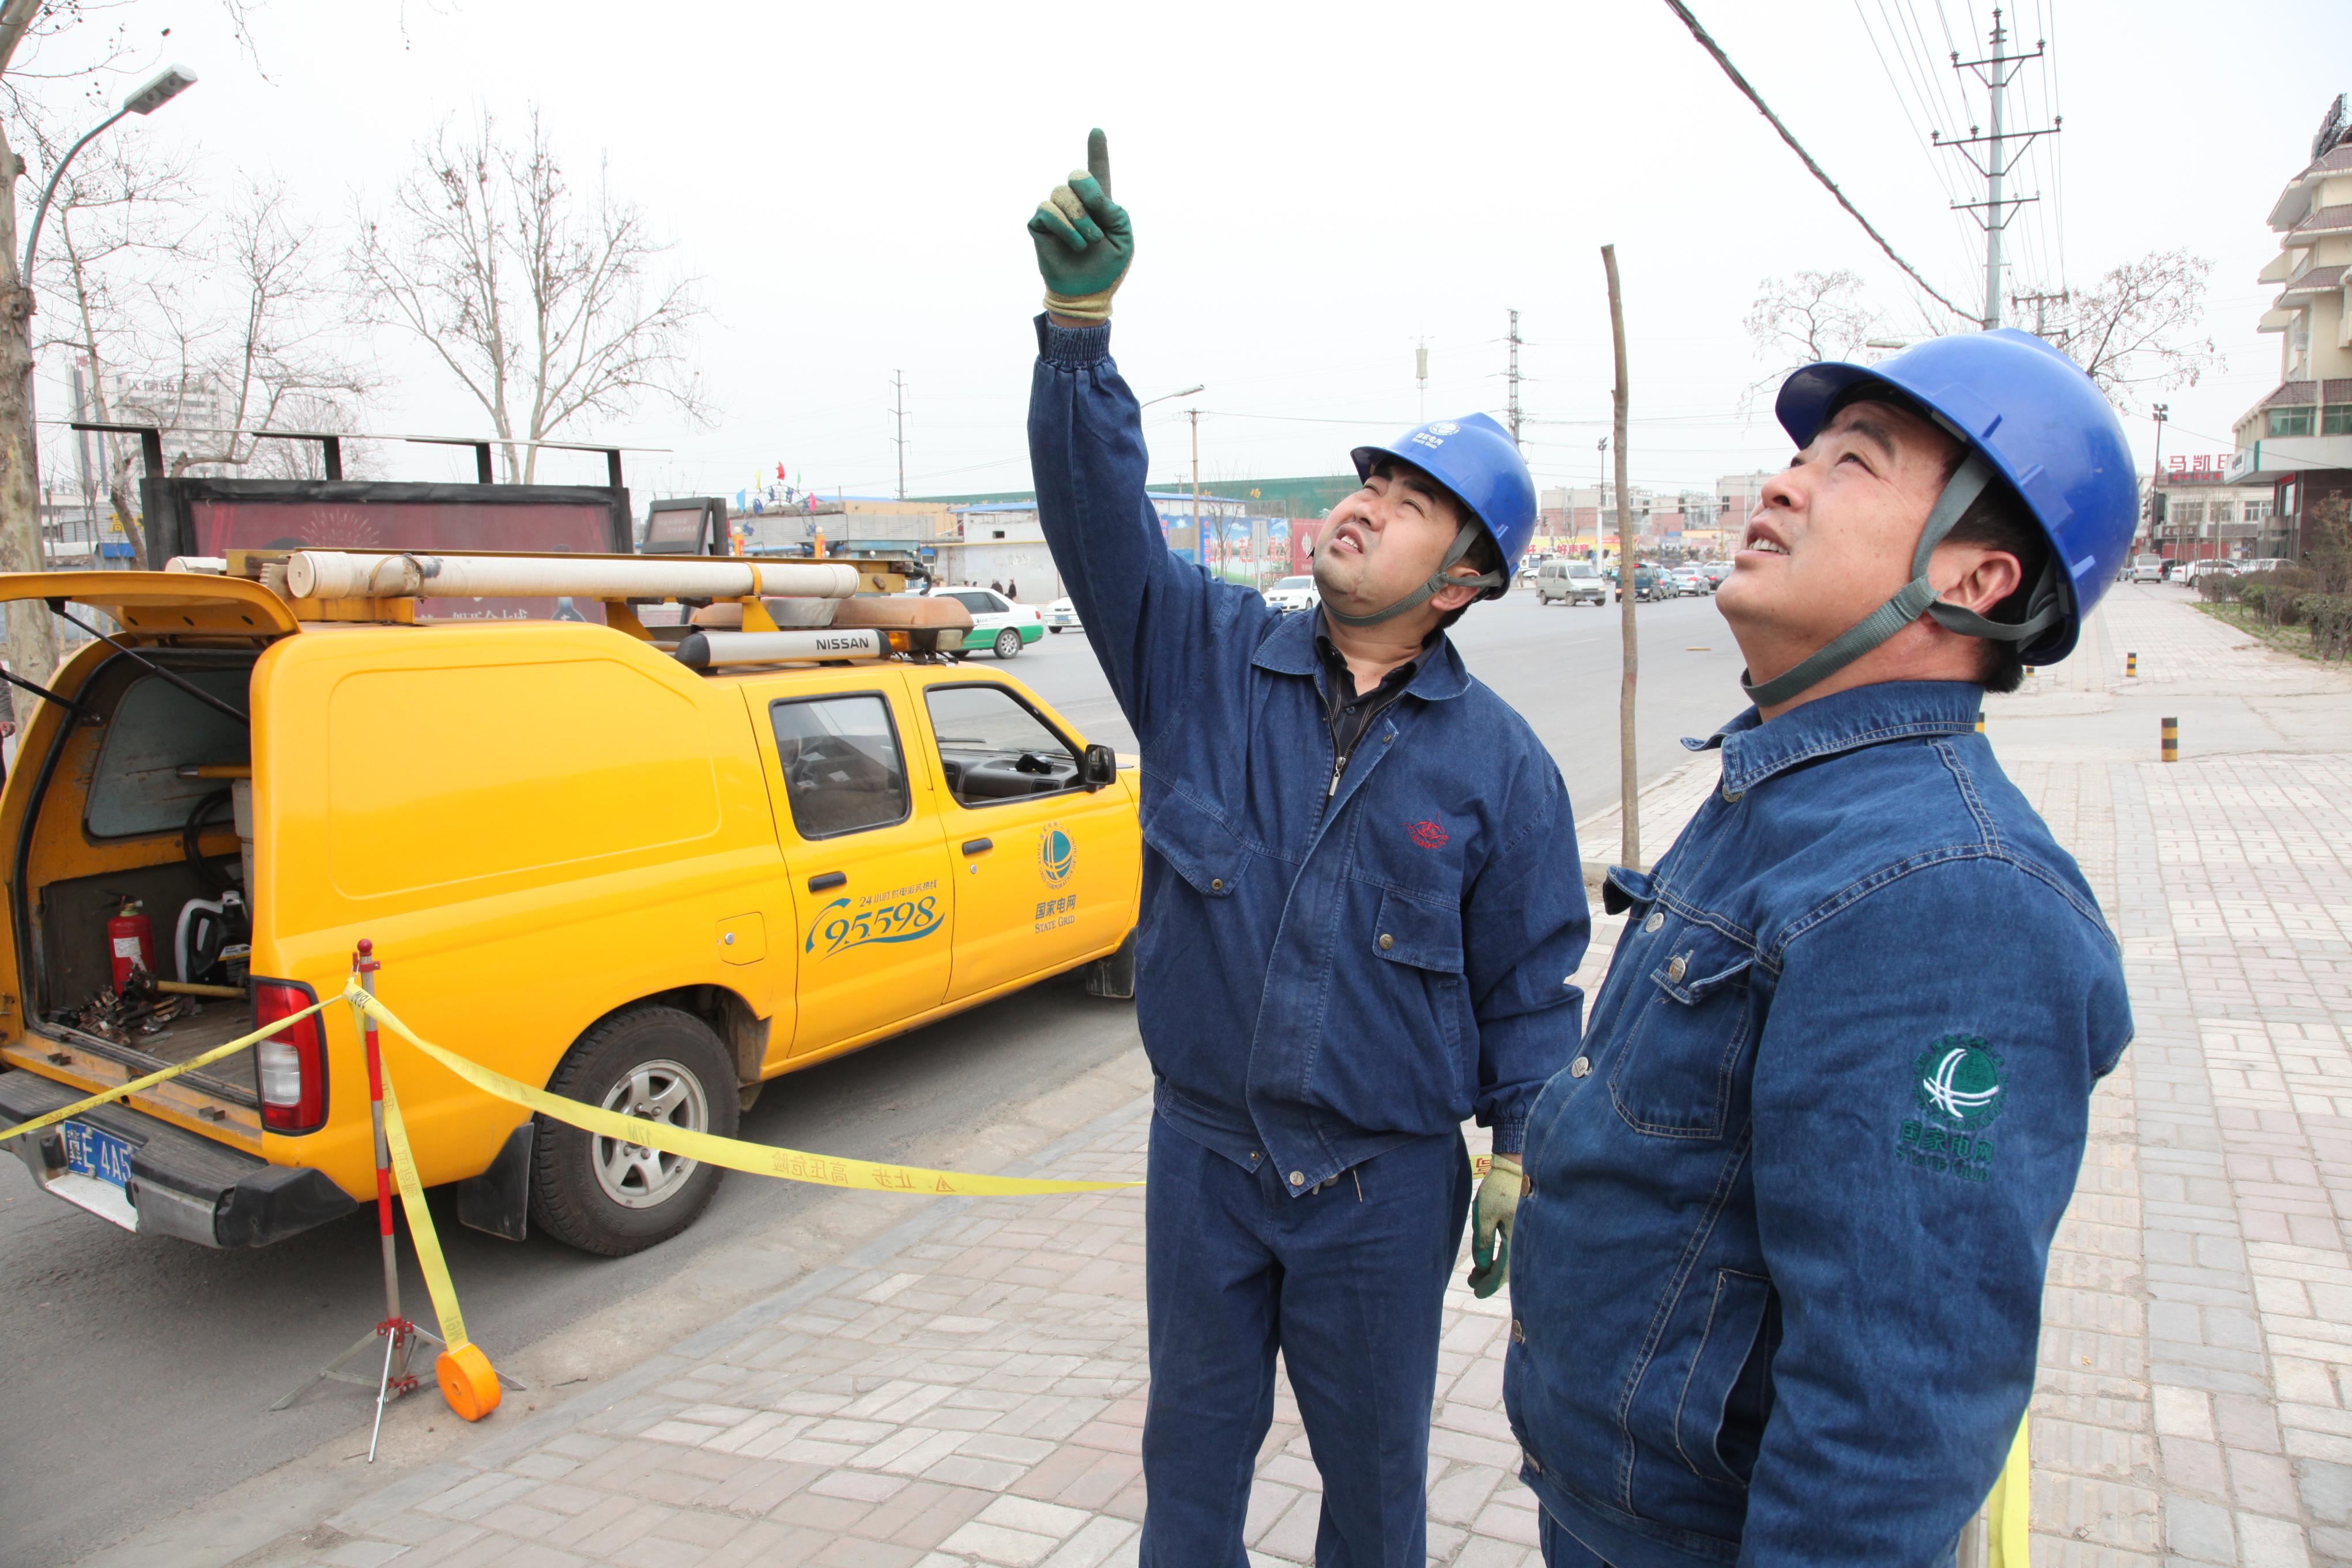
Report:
2136,457,2275,563
2226,94,2352,559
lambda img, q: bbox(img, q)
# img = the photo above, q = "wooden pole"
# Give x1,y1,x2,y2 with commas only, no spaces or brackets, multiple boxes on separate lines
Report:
1604,244,1638,868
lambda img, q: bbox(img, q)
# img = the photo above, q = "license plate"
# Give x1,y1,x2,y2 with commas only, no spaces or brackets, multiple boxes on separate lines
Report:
61,1120,135,1189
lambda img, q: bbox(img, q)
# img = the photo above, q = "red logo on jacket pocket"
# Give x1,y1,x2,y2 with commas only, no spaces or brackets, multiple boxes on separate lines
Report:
1408,820,1450,849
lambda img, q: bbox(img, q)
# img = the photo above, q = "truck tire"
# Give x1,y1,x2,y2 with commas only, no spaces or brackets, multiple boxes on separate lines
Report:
529,1006,738,1257
993,628,1024,659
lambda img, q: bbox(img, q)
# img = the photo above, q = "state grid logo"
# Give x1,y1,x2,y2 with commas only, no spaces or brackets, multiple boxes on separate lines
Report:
1427,420,1460,436
1038,825,1075,887
1913,1036,2005,1128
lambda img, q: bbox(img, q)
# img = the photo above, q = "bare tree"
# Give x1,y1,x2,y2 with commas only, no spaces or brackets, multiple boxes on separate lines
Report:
1744,269,1882,393
2041,250,2224,412
29,127,202,567
148,180,372,478
351,108,709,482
0,1,261,721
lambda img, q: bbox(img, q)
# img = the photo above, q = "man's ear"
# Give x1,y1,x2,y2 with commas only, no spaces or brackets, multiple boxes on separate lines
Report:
1430,573,1485,613
1932,542,2024,615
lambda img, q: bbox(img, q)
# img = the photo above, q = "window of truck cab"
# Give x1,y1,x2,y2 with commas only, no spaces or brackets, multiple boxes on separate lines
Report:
767,693,913,839
922,684,1084,809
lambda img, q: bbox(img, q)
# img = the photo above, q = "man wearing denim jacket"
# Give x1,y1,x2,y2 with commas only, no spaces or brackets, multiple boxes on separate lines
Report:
1503,330,2138,1566
1022,134,1589,1567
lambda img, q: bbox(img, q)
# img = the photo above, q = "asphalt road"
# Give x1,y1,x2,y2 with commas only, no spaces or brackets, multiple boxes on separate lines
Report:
4,584,1747,1566
1019,585,1754,821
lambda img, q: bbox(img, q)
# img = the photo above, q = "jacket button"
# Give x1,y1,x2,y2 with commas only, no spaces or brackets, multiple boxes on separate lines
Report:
1570,1056,1590,1078
1290,1171,1306,1186
1210,877,1224,892
1721,783,1745,803
1666,954,1688,982
1378,933,1394,950
1644,911,1664,934
1510,1318,1525,1343
1525,1449,1543,1475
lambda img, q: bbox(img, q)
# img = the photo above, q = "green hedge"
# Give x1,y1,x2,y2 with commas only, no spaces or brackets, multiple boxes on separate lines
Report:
2241,581,2308,627
2195,572,2244,602
2303,594,2352,659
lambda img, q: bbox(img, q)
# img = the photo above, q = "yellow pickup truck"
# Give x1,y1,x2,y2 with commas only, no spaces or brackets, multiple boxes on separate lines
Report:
0,558,1140,1256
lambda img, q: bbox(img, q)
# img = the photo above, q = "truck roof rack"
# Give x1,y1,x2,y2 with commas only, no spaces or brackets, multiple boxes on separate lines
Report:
182,546,971,668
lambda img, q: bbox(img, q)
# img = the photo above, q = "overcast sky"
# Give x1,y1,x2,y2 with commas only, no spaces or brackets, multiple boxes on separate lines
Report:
18,0,2350,507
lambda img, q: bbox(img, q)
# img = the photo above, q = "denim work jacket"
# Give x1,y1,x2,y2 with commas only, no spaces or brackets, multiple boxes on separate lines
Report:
1028,317,1589,1181
1503,680,2131,1566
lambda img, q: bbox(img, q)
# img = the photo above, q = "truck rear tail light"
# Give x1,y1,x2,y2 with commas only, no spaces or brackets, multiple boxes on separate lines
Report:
253,978,327,1133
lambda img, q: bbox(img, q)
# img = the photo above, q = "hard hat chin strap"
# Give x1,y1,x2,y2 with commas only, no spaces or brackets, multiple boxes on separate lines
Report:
1323,520,1507,629
1740,454,2067,710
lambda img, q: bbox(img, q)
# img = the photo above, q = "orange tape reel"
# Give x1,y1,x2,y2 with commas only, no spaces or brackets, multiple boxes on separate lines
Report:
437,1343,503,1422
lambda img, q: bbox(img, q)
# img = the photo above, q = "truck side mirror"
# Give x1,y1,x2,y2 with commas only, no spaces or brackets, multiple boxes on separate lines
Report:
1080,743,1117,791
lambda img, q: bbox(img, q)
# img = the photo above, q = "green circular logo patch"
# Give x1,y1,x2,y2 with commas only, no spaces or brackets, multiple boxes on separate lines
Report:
1914,1036,2005,1128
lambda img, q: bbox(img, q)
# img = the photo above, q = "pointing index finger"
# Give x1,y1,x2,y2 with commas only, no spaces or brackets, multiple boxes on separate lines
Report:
1087,128,1111,200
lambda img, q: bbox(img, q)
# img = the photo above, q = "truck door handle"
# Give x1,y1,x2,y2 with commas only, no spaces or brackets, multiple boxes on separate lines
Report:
807,872,846,892
961,838,993,856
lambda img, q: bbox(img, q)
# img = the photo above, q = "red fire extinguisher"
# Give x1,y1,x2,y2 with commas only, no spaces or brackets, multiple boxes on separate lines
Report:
108,897,154,993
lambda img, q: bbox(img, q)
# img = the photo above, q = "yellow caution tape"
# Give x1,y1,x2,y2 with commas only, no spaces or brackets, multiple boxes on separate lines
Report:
378,1072,469,1350
353,992,1140,1196
0,993,341,1145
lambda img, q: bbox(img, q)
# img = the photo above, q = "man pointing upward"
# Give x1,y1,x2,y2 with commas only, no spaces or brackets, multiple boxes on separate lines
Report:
1024,130,1589,1567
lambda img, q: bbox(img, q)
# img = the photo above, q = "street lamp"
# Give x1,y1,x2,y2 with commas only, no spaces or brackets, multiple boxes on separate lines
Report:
22,65,197,281
2151,404,2170,564
1139,384,1203,410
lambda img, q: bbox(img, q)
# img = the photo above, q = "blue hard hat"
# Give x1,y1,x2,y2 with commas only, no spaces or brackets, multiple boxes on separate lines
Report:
1774,327,2136,666
1351,412,1539,590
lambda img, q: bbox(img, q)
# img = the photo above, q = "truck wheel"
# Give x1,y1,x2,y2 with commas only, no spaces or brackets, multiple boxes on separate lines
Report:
993,628,1023,659
529,1006,738,1257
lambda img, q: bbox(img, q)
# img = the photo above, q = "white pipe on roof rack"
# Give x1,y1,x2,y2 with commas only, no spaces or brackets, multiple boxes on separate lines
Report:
674,628,889,669
284,551,862,602
164,556,227,574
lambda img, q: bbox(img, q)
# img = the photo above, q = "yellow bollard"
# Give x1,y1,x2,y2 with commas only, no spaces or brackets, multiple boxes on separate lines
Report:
2162,717,2179,763
2127,651,2138,677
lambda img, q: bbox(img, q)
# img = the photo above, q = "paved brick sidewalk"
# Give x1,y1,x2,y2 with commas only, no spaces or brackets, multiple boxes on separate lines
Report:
265,590,2352,1568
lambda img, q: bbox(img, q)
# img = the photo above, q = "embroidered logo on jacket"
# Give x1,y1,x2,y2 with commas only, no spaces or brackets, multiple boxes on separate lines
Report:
1408,820,1450,850
1898,1035,2004,1185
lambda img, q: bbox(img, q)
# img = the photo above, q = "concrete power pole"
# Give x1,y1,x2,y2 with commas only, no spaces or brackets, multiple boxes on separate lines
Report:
891,371,907,500
1505,310,1523,447
1414,339,1429,424
1934,7,2058,329
1603,246,1639,869
1189,407,1203,578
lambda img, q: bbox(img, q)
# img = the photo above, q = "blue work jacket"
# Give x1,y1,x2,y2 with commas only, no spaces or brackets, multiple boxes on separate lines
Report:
1503,680,2131,1566
1028,317,1589,1183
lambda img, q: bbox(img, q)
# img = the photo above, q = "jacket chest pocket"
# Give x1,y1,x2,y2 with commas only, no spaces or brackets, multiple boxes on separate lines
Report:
1607,926,1757,1141
1140,787,1256,899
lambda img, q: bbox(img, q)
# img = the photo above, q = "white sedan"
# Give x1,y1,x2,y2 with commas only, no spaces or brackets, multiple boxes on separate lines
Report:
1044,596,1082,633
1264,575,1319,613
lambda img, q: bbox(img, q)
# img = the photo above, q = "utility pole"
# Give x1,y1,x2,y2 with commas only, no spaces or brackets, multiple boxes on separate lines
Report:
2150,404,2170,561
1603,246,1639,868
1933,8,2059,329
1414,339,1430,423
1505,310,1523,447
1189,407,1204,577
2012,288,2071,345
890,370,907,500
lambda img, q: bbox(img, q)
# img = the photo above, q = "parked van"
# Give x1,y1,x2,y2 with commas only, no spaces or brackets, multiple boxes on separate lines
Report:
1535,559,1607,607
0,561,1141,1256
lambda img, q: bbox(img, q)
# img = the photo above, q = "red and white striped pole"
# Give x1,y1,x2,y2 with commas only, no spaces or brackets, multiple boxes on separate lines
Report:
355,938,412,1460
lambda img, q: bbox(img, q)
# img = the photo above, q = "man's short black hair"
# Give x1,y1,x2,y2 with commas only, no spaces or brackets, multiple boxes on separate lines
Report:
1831,386,2048,695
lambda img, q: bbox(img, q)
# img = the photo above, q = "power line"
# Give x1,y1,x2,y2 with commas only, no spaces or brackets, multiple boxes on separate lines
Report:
1659,0,1978,324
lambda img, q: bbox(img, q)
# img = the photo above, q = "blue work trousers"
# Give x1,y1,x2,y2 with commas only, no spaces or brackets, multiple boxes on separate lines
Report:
1140,1119,1472,1568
